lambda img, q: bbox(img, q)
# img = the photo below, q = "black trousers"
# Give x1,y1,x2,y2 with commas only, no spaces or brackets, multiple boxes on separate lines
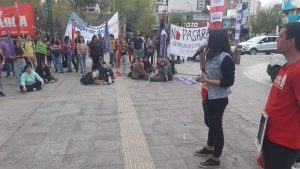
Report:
147,52,154,65
20,81,42,92
203,97,228,158
263,139,300,169
36,53,46,66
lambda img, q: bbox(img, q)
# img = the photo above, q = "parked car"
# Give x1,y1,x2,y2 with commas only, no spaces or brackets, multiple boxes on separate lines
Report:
266,54,286,82
239,36,278,55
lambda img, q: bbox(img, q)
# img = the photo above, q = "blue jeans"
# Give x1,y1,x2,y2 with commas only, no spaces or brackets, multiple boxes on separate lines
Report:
121,54,128,73
13,59,26,86
133,49,144,59
78,54,87,74
52,54,63,71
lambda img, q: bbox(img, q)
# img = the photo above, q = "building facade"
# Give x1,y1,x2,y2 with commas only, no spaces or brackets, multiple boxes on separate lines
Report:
282,0,300,23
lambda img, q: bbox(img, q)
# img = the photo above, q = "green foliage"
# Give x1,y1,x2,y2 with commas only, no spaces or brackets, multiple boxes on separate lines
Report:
169,13,184,26
115,0,155,33
251,6,283,35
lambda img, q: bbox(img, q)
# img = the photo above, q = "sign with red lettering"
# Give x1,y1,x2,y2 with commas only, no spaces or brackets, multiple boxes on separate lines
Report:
0,3,35,37
210,0,225,29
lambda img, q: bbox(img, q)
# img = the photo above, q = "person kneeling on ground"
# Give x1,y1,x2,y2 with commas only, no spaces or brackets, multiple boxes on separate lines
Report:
149,58,173,82
80,70,108,85
131,58,149,79
97,57,114,83
36,62,58,84
20,65,45,92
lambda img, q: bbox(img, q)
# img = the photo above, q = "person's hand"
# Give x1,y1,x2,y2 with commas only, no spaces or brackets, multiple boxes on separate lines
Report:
22,86,27,92
41,81,45,86
199,74,209,84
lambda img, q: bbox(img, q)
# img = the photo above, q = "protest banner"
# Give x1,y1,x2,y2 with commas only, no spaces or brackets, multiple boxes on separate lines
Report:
170,24,209,57
0,3,35,37
64,12,119,43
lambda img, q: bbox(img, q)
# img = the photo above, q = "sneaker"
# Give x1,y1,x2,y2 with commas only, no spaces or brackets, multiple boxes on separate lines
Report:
66,69,72,73
60,70,64,73
194,147,213,156
199,158,220,168
33,88,37,91
0,91,6,97
80,73,83,76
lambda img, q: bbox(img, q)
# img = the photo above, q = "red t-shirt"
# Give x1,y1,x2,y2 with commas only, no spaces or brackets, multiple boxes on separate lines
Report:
265,60,300,149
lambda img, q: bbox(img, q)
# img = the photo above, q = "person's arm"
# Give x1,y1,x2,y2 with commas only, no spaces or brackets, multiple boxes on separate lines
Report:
200,55,235,87
34,71,44,85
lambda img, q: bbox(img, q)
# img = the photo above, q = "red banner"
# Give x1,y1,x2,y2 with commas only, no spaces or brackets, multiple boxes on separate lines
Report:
0,3,35,37
210,0,225,29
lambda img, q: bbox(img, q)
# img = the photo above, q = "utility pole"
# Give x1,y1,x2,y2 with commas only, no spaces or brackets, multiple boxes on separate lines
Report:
45,0,54,36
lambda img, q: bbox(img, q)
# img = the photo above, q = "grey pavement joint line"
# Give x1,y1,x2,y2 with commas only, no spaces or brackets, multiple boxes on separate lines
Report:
116,77,156,169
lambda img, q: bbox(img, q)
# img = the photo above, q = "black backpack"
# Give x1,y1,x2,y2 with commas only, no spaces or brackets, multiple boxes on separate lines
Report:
80,72,93,85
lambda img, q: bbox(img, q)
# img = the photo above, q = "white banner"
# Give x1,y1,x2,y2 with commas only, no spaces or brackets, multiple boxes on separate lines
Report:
170,24,209,57
64,12,119,43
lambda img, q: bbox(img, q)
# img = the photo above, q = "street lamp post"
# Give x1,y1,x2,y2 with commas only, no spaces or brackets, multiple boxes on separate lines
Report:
45,0,54,36
186,2,193,22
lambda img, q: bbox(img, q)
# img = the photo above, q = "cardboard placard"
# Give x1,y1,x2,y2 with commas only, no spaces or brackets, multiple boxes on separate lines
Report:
36,41,47,54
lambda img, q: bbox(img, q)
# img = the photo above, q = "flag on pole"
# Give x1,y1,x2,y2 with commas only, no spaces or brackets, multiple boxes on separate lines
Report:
5,24,16,56
71,19,76,49
160,29,167,59
104,19,110,53
116,32,121,68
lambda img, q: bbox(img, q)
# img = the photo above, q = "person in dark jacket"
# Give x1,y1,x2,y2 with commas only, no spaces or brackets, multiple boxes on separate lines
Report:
36,62,58,84
88,35,104,69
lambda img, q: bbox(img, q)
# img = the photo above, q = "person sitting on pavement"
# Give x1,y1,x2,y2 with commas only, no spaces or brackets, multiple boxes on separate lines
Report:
20,65,45,92
149,58,172,82
36,62,58,84
143,56,153,74
80,70,109,85
97,57,115,83
131,57,149,79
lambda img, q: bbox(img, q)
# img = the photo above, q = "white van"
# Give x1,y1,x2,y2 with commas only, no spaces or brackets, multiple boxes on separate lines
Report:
239,36,278,55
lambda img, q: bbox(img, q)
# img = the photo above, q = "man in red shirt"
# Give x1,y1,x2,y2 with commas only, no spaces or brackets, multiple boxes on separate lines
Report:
264,22,300,169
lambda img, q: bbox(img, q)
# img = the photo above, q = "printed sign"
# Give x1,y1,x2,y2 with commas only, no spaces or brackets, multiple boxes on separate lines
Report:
211,12,223,23
36,41,47,54
211,0,225,8
210,0,225,29
170,24,208,57
0,3,35,37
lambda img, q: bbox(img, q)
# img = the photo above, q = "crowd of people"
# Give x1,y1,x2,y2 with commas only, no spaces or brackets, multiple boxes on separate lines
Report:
0,29,173,94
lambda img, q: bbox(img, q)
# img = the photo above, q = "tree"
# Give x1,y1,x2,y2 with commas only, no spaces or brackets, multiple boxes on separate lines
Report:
250,6,283,35
115,0,155,33
169,13,184,26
